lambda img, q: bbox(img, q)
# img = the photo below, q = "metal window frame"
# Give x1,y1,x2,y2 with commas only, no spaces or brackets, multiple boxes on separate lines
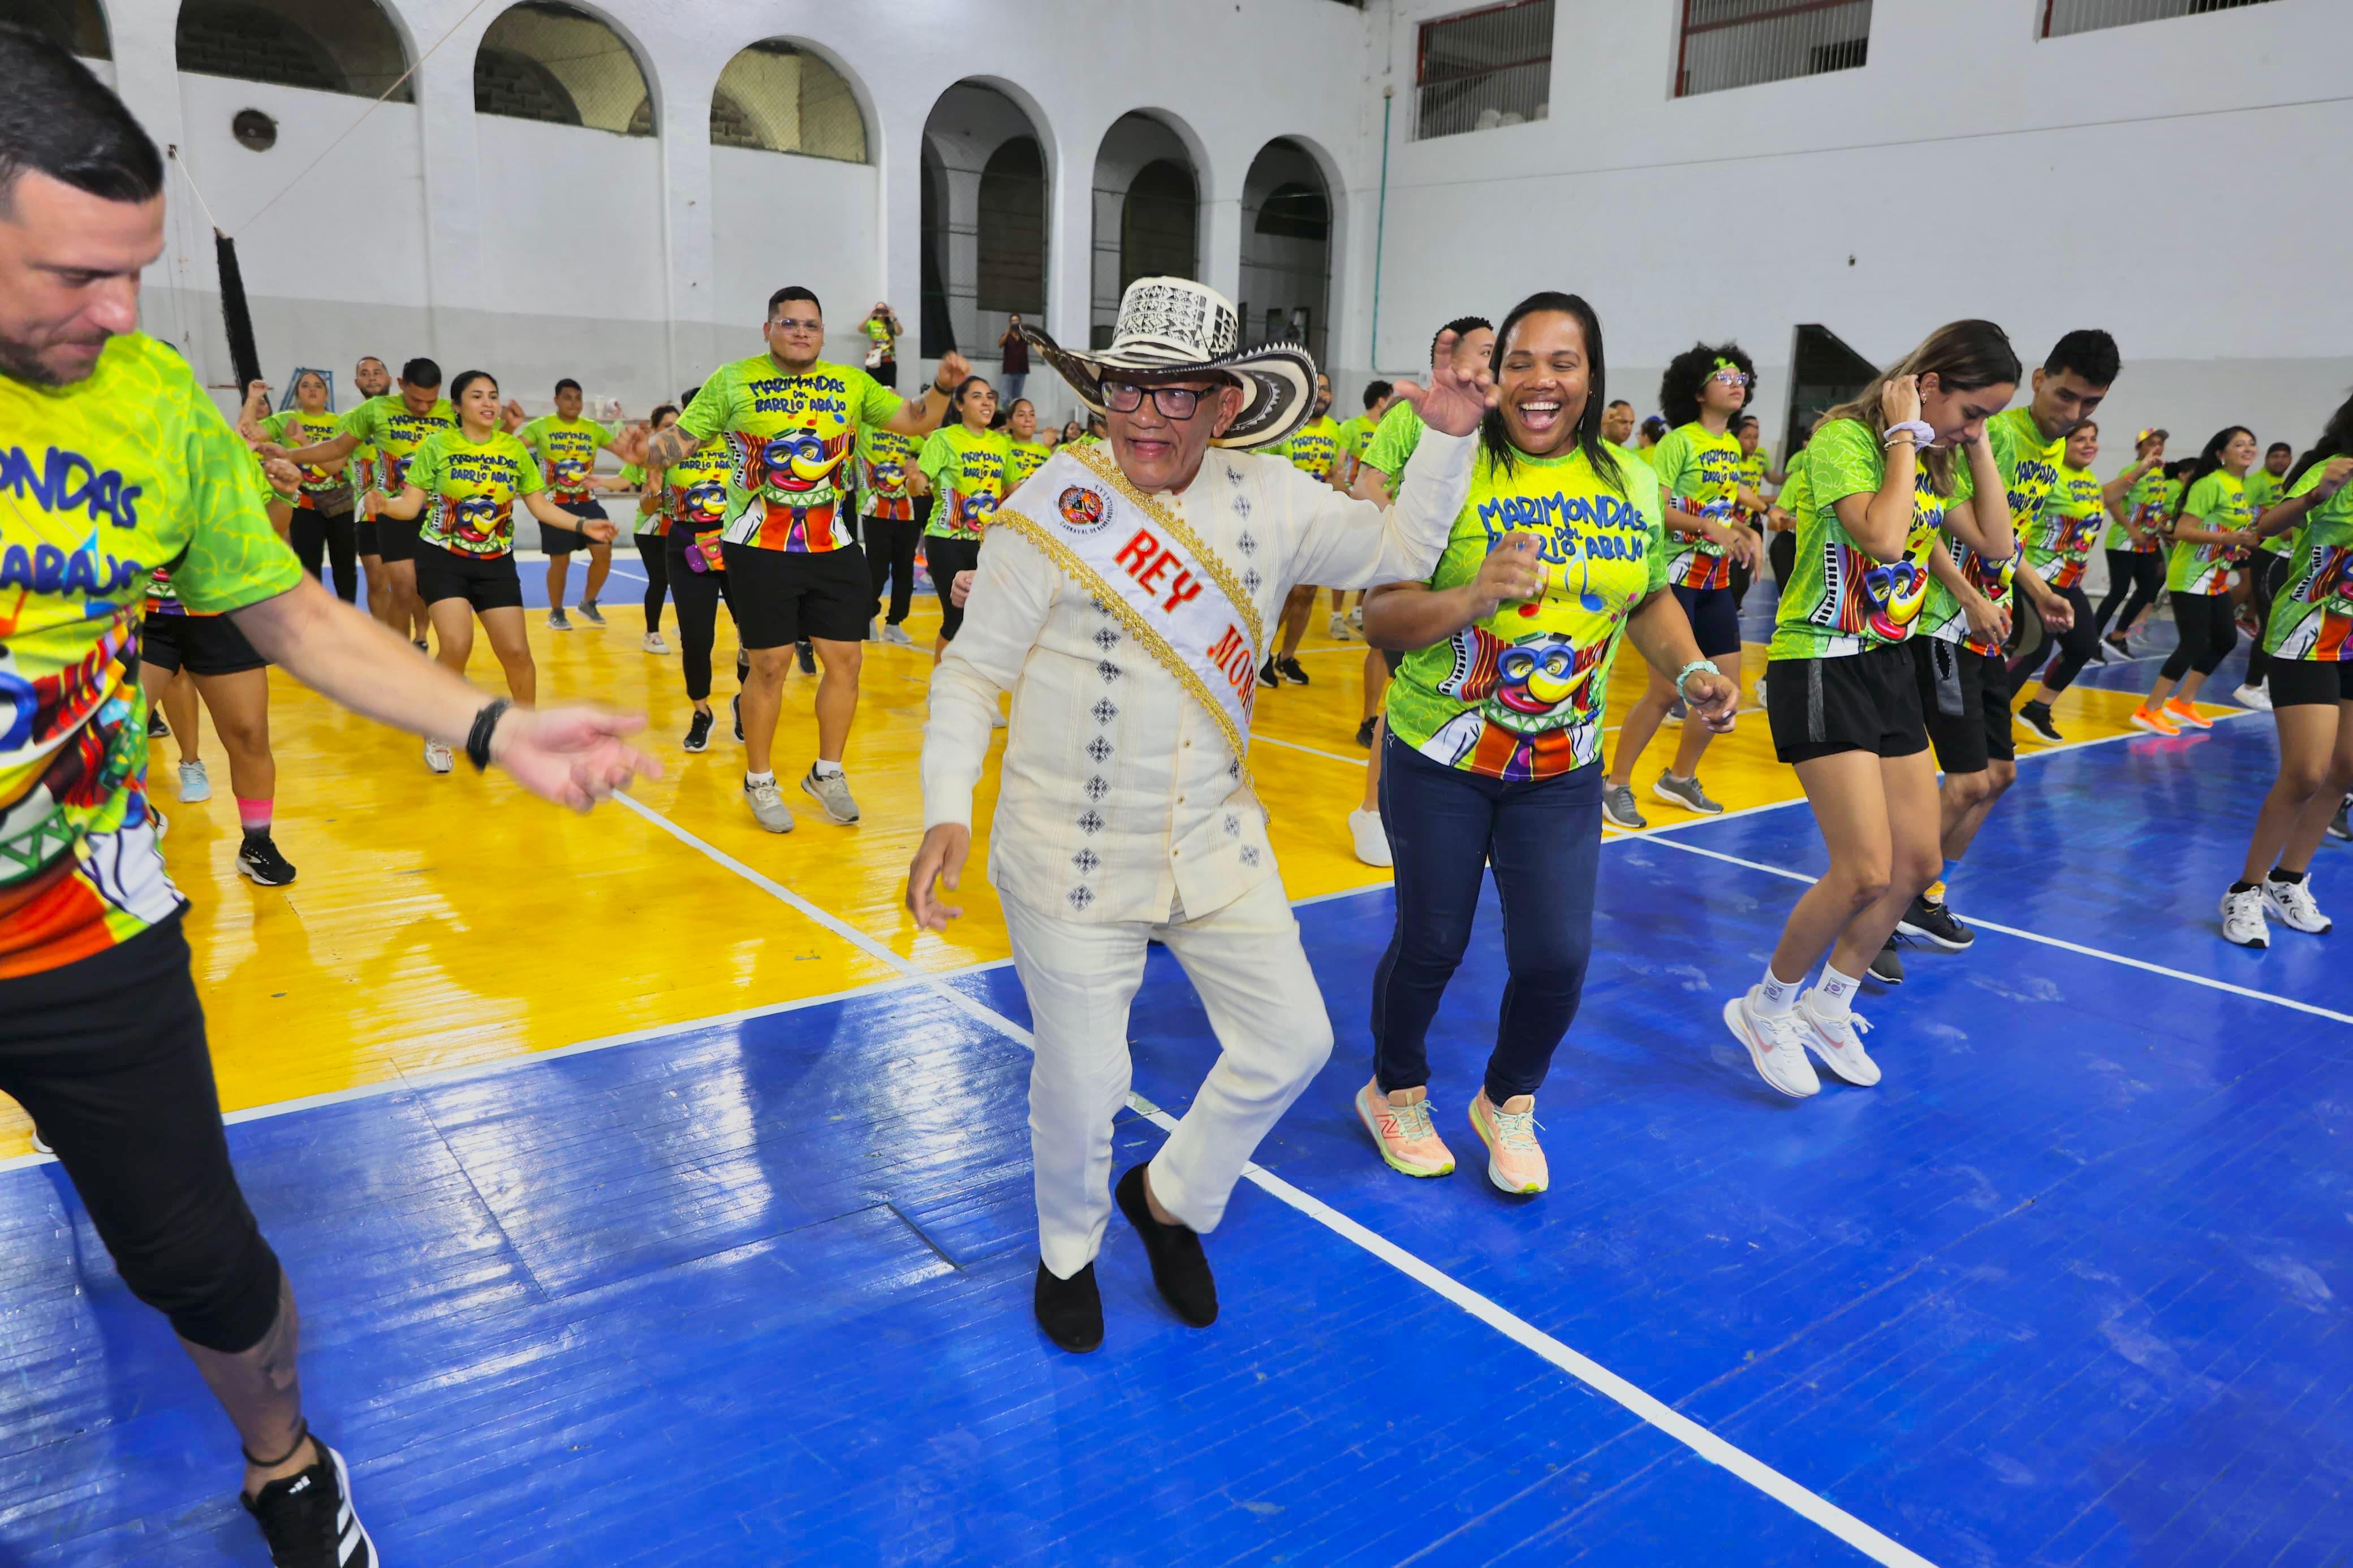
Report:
1674,0,1869,97
1413,0,1553,88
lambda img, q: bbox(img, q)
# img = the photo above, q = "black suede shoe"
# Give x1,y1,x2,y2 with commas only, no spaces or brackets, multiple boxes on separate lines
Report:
1114,1163,1218,1327
1034,1260,1104,1353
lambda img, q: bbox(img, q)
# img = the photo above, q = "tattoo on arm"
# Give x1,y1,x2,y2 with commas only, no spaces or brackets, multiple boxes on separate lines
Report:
649,427,699,466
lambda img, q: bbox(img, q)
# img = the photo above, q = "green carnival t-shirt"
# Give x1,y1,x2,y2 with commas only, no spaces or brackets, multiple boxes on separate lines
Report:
2167,470,2253,595
339,393,456,497
1360,399,1425,490
919,425,1011,538
515,413,619,507
645,443,732,539
1278,416,1343,482
1775,449,1813,528
1,332,303,978
407,428,544,558
258,408,350,509
1007,439,1051,491
2024,464,2106,591
1921,407,2054,651
856,425,921,523
2107,468,2174,554
1385,442,1666,780
1738,448,1770,507
2245,468,2291,555
2262,463,2353,660
1771,419,1973,661
1650,420,1744,590
676,353,902,552
1337,414,1378,474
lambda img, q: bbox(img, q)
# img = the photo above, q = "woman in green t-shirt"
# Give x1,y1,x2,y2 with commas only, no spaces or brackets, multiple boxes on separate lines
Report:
2224,394,2353,947
1004,398,1051,490
2091,429,2170,656
2012,421,2141,741
1354,292,1739,1195
378,370,617,763
2132,426,2262,736
240,370,359,603
1731,319,2023,1100
917,376,1009,653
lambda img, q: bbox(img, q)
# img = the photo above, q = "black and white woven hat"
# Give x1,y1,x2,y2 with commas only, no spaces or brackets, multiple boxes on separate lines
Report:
1019,277,1316,451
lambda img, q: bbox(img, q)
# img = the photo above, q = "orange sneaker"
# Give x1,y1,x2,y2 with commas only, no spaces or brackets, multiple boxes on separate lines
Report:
2130,703,2180,737
2164,698,2213,731
1468,1090,1549,1194
1355,1079,1455,1177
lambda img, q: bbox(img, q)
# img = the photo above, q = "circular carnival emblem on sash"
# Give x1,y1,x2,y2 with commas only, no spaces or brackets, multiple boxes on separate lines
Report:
1057,485,1109,533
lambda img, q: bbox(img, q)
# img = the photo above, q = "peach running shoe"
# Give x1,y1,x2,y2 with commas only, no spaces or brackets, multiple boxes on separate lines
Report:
2129,704,2180,737
1355,1079,1456,1178
2164,698,2213,731
1468,1090,1549,1194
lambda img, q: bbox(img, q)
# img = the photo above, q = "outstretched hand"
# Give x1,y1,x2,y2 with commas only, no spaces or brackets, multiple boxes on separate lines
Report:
611,424,652,465
1391,330,1498,438
490,706,660,812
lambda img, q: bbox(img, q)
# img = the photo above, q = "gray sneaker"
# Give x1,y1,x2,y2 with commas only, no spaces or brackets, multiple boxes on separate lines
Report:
1601,782,1647,830
546,607,572,631
744,776,796,832
1653,770,1723,815
575,599,605,625
880,623,915,647
800,766,861,824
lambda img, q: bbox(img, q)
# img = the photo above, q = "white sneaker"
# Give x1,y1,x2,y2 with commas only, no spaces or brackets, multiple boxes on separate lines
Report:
424,739,454,774
800,766,861,824
2221,885,2269,948
881,623,915,647
1326,611,1350,640
2234,681,2273,711
643,632,671,654
744,776,796,832
1350,606,1364,629
1348,805,1391,867
2261,875,2331,934
176,760,211,803
1722,990,1821,1098
1796,996,1882,1086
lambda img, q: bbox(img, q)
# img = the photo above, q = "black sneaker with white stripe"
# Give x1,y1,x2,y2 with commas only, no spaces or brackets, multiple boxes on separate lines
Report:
244,1438,375,1566
237,832,298,887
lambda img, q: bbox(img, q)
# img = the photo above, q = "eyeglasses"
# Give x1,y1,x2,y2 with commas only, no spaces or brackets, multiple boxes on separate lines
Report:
769,317,823,333
1101,381,1208,418
1710,370,1753,388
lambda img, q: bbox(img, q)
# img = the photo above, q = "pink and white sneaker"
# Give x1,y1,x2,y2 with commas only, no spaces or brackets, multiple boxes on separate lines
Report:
1468,1090,1548,1194
1355,1079,1456,1178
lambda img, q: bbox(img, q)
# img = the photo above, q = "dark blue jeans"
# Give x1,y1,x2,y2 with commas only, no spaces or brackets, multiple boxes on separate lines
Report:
1370,732,1603,1104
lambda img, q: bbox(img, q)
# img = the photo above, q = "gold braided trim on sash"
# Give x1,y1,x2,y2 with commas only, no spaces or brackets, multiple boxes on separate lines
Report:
1063,442,1265,654
992,506,1262,814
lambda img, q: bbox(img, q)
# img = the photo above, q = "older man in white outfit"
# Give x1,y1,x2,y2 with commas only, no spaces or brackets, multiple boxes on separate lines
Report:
908,278,1496,1351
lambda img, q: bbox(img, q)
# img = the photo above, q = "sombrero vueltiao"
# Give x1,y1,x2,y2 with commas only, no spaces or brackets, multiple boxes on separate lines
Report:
1019,277,1317,451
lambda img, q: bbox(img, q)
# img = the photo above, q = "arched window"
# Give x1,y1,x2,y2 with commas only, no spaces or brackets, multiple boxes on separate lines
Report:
710,40,867,162
1240,139,1334,364
1088,111,1202,348
1122,159,1198,287
475,2,649,136
1253,182,1328,241
11,0,111,58
176,0,411,101
976,137,1045,316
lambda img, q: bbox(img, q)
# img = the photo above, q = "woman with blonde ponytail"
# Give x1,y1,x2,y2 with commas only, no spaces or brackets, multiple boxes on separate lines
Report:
1723,319,2022,1099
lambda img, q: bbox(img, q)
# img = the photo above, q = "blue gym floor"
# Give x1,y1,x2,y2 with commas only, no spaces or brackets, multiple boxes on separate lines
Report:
8,597,2350,1566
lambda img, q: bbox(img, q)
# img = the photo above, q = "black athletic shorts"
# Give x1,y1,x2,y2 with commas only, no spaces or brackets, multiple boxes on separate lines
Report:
356,512,382,558
415,546,525,612
541,499,609,555
721,540,872,647
1912,636,2012,774
374,507,420,565
141,610,266,677
2268,659,2353,708
1766,640,1927,764
0,912,284,1354
1671,582,1743,659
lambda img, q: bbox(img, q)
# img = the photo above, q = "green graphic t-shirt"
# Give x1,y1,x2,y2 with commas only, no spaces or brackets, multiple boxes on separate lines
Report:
919,425,1011,538
258,408,350,510
2106,466,2175,554
1385,442,1666,780
2244,468,2291,554
515,413,619,507
645,443,733,539
1650,421,1745,591
2025,464,2106,591
1770,419,1973,662
856,425,921,523
1738,448,1770,508
2262,462,2353,660
1775,449,1813,528
1007,438,1051,492
339,394,456,499
676,354,902,552
2167,470,2253,595
1360,399,1425,491
1923,407,2054,652
407,428,544,558
1278,416,1343,482
1337,414,1378,477
1,332,303,978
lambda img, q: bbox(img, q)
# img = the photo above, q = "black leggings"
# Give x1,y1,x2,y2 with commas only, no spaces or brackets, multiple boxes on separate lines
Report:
1730,523,1763,612
2161,590,2239,681
667,536,742,702
291,506,359,603
0,913,283,1353
2244,552,2289,686
865,515,920,624
632,532,671,635
928,534,981,641
2019,582,2101,695
2092,548,2164,642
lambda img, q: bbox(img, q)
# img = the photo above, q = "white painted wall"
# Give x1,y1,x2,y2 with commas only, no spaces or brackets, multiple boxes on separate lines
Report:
1359,0,2353,458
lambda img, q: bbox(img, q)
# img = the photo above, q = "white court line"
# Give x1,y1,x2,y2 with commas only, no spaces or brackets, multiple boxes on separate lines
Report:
607,791,1941,1568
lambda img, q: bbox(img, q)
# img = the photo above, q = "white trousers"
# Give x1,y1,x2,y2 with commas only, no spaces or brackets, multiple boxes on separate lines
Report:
1001,876,1335,1280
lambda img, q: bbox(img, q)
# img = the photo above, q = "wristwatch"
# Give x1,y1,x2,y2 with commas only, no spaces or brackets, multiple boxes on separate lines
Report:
1673,659,1720,702
1882,420,1934,448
